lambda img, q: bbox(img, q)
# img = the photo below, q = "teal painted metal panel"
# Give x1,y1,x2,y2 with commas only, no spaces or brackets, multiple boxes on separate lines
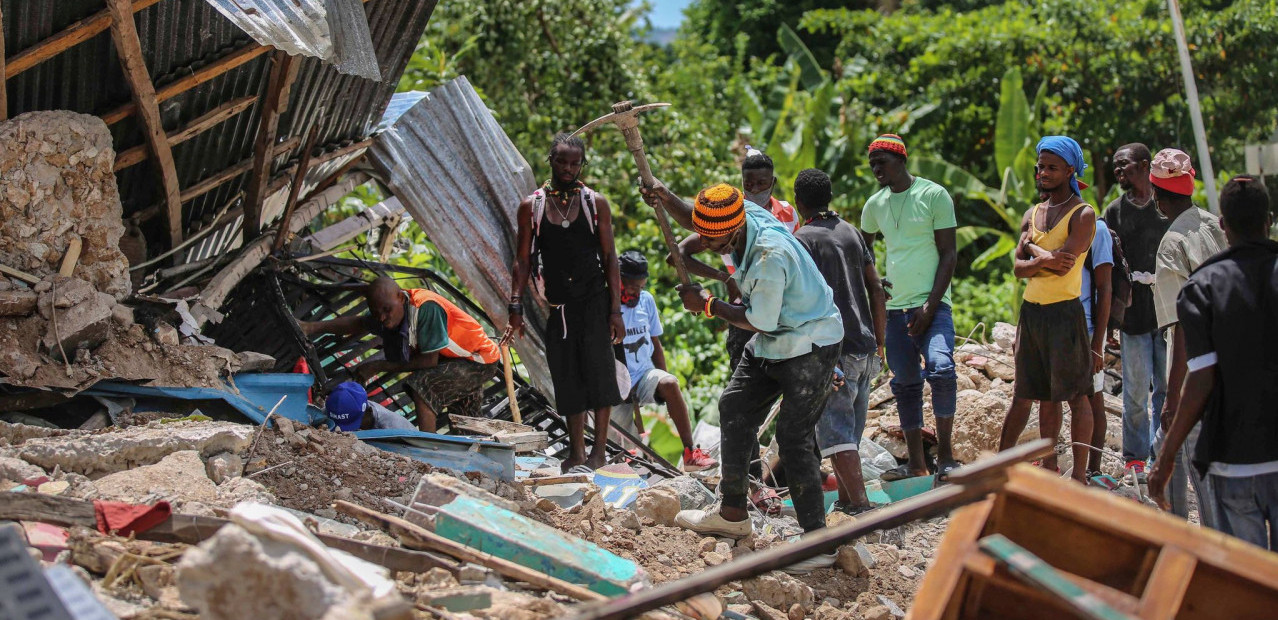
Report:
434,495,645,596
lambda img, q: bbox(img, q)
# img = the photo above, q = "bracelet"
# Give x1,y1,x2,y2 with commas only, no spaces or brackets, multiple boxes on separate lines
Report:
1091,350,1103,359
704,296,716,318
507,302,523,316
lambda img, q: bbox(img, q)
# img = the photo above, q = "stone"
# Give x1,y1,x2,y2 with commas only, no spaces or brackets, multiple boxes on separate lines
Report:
877,434,909,461
235,351,276,372
632,486,682,525
877,595,906,618
992,322,1017,351
14,420,254,477
0,290,37,316
750,601,788,620
532,483,591,510
458,564,488,583
788,603,806,620
42,291,115,360
94,450,219,506
153,322,179,346
418,472,523,513
215,476,277,507
0,455,46,482
698,538,716,554
205,452,244,484
950,389,1013,463
836,542,875,576
649,475,716,510
813,602,849,620
178,523,352,620
618,509,641,531
0,112,131,299
37,480,69,495
741,572,814,610
110,304,134,328
863,605,893,620
898,565,916,578
703,551,727,566
715,541,732,556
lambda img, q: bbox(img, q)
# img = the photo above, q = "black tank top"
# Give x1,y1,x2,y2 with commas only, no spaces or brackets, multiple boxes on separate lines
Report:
538,207,605,304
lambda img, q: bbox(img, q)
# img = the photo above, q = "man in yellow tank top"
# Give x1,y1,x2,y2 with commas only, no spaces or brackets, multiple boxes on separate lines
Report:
998,136,1098,483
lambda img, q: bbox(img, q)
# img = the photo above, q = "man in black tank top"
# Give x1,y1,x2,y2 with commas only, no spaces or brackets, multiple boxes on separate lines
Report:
507,134,626,473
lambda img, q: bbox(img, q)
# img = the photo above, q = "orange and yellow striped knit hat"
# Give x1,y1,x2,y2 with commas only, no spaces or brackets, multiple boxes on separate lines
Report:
693,184,746,238
868,134,907,158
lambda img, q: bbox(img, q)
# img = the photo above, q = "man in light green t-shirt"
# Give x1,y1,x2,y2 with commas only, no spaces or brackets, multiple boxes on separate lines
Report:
860,134,960,483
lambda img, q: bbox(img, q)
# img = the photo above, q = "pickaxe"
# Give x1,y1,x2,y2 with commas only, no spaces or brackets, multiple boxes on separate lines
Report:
572,101,691,285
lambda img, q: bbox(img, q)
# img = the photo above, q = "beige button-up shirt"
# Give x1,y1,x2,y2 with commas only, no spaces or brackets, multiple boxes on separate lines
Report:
1153,206,1227,329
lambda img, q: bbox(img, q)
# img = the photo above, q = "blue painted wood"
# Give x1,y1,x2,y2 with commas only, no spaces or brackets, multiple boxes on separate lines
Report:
84,375,324,425
355,430,516,481
434,495,645,596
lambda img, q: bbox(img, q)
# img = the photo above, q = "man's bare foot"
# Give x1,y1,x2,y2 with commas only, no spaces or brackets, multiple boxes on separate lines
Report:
584,452,607,470
560,456,586,474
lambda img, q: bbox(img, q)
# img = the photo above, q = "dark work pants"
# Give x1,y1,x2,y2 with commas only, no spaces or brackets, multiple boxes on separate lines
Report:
720,340,839,533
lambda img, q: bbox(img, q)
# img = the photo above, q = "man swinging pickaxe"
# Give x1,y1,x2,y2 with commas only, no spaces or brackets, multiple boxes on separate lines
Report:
573,101,692,286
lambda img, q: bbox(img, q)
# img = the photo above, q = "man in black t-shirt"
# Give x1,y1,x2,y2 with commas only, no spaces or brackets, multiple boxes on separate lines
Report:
1149,176,1278,549
1103,143,1170,480
792,168,888,515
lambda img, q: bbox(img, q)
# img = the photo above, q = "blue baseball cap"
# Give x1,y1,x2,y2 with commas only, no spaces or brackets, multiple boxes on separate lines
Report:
326,381,367,432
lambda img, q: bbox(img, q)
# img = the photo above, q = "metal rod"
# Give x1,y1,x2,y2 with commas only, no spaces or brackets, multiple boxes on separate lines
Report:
1166,0,1218,213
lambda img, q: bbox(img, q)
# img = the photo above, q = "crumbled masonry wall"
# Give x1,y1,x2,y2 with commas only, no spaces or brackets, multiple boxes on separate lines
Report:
0,111,131,299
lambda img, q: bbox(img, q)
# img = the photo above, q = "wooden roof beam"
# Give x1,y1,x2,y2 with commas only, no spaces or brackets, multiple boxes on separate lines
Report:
115,95,257,170
273,125,321,252
101,43,269,125
107,0,183,247
4,0,166,79
243,50,300,240
181,135,301,205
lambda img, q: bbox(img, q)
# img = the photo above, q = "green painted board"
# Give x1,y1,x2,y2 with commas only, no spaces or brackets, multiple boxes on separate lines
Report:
865,475,935,505
979,534,1136,620
434,495,644,596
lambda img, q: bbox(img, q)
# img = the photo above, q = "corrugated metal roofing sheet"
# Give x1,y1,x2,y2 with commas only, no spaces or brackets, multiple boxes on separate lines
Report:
0,0,435,261
367,77,551,396
203,0,381,81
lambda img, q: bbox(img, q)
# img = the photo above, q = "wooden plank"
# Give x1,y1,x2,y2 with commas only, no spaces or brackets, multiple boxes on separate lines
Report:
978,534,1137,620
115,95,257,170
101,42,270,125
518,474,593,486
0,263,40,284
336,500,606,602
909,500,997,620
4,0,166,79
302,196,405,251
243,50,299,240
0,5,7,121
1136,547,1196,619
272,124,321,252
0,492,458,574
107,0,183,247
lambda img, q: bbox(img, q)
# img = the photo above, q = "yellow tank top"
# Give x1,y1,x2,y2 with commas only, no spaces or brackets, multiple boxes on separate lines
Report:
1023,202,1093,305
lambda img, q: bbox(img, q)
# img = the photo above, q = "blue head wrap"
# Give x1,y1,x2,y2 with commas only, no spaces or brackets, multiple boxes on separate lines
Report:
1036,136,1088,197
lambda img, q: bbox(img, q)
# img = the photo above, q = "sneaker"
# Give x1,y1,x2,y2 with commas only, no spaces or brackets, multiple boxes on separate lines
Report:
1125,460,1147,484
780,537,838,574
682,446,718,473
673,506,752,539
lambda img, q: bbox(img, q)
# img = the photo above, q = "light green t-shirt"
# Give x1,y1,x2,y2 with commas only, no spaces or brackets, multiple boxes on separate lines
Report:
861,177,956,310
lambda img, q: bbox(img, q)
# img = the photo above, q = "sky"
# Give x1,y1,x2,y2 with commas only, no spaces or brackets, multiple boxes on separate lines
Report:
644,0,692,29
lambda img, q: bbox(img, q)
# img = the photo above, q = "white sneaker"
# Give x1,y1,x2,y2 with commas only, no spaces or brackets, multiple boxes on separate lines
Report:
783,551,837,575
673,507,752,539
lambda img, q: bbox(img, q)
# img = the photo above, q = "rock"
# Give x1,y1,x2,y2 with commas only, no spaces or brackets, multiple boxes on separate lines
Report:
813,602,849,620
94,450,219,506
110,304,134,328
618,509,642,531
750,600,788,620
153,322,179,346
0,349,39,380
836,542,875,576
788,603,806,620
703,551,727,566
417,472,523,513
955,371,976,391
205,452,244,484
15,420,254,477
863,605,893,620
868,383,894,408
950,389,1012,463
741,572,814,610
0,455,46,482
698,537,716,554
42,291,115,360
876,595,906,618
715,541,732,556
992,322,1017,351
422,567,459,589
649,476,715,510
37,480,69,495
178,523,352,620
877,434,909,461
235,351,276,372
632,486,682,525
216,476,277,507
0,290,37,316
898,565,916,578
458,563,488,583
533,483,590,510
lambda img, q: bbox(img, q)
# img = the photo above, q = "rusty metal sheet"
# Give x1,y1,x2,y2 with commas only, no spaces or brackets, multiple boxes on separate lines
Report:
367,79,552,397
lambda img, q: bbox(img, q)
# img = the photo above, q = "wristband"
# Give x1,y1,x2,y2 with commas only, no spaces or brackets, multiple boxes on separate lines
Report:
507,302,523,316
704,296,716,318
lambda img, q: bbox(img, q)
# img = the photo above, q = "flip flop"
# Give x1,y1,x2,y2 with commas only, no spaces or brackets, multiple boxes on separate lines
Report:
749,487,783,516
879,464,923,482
567,464,595,475
933,462,962,487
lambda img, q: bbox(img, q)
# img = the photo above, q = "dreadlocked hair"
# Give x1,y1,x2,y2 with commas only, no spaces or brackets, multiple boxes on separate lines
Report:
549,133,587,160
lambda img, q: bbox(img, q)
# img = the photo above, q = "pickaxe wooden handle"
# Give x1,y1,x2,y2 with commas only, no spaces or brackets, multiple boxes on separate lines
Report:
573,101,691,286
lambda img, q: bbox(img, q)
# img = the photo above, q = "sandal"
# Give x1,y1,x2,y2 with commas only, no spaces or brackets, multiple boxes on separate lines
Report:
933,461,962,488
879,464,926,482
749,486,783,516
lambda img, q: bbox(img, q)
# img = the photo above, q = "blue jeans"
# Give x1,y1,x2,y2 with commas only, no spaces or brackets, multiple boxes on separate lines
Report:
1120,329,1167,461
886,303,956,431
816,353,878,456
1211,471,1278,551
1154,423,1224,531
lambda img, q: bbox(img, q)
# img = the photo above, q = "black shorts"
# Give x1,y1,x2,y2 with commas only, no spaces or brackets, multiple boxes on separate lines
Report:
545,290,623,415
1014,299,1093,401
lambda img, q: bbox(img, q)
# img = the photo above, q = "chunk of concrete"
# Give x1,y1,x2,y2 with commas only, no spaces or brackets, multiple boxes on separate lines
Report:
413,472,523,513
741,572,814,612
0,455,46,482
836,542,875,576
0,290,37,316
178,523,349,620
532,483,591,510
15,420,254,477
206,451,244,484
42,291,115,360
111,303,134,328
992,322,1016,351
649,475,716,511
632,486,682,526
235,351,276,372
94,450,219,504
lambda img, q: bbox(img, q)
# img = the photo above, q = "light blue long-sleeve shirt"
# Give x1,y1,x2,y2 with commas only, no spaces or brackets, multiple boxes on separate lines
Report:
731,202,843,359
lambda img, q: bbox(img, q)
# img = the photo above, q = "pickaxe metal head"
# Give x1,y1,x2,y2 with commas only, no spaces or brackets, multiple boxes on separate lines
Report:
571,101,670,137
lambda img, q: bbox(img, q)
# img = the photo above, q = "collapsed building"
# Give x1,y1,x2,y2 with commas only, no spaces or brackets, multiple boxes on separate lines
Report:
3,2,1278,619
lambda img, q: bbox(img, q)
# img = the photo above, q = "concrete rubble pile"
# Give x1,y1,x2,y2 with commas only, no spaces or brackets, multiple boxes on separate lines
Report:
0,111,247,393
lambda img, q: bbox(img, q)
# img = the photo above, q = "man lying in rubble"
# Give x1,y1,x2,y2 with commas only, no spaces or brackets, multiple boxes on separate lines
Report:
300,277,501,433
325,381,415,431
641,180,843,574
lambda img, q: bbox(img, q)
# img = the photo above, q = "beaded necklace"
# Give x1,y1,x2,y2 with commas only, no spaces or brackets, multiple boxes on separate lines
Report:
803,211,839,226
543,180,583,228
